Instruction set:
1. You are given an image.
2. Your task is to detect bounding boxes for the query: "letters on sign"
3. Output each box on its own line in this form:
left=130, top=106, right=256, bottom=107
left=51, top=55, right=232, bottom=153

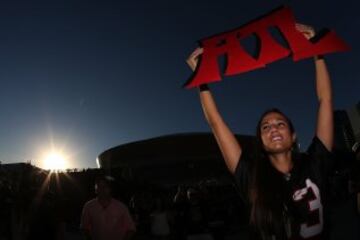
left=185, top=6, right=350, bottom=88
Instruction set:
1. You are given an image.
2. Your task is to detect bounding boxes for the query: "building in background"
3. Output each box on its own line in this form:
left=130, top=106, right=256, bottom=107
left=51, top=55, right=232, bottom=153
left=347, top=102, right=360, bottom=143
left=334, top=110, right=356, bottom=152
left=97, top=132, right=257, bottom=185
left=334, top=101, right=360, bottom=152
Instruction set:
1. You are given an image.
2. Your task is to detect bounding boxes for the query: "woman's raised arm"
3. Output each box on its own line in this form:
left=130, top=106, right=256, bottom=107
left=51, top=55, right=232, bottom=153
left=314, top=56, right=333, bottom=151
left=187, top=48, right=242, bottom=173
left=296, top=24, right=333, bottom=151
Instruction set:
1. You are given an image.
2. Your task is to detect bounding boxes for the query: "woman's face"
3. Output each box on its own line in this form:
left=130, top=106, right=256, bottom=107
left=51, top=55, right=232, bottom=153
left=260, top=112, right=296, bottom=154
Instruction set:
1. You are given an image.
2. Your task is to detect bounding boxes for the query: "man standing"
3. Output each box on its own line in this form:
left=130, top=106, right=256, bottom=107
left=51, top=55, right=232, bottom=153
left=81, top=176, right=136, bottom=240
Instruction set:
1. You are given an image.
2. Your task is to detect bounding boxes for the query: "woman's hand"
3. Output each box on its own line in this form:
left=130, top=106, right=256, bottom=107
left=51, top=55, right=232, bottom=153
left=296, top=23, right=315, bottom=40
left=186, top=47, right=203, bottom=71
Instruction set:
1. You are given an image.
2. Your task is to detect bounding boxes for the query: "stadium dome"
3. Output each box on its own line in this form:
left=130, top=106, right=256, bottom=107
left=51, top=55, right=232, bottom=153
left=97, top=132, right=257, bottom=184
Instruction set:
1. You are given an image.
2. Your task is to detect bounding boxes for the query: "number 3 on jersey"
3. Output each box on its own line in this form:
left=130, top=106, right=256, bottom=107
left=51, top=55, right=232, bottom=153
left=293, top=179, right=323, bottom=238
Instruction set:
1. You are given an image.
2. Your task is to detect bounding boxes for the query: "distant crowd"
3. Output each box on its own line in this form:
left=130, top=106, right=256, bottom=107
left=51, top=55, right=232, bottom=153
left=0, top=164, right=248, bottom=240
left=0, top=149, right=359, bottom=240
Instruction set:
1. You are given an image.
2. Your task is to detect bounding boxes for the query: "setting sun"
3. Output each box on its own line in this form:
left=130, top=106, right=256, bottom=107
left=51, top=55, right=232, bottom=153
left=43, top=152, right=68, bottom=171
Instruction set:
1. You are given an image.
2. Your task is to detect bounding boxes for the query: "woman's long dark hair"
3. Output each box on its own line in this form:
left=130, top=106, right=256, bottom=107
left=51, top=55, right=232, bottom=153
left=249, top=108, right=297, bottom=240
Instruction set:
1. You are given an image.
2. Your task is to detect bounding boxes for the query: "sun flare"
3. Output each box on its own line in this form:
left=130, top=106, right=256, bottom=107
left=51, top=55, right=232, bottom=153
left=43, top=152, right=68, bottom=171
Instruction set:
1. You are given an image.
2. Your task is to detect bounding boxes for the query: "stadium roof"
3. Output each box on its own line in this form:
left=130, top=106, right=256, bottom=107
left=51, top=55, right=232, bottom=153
left=97, top=133, right=257, bottom=184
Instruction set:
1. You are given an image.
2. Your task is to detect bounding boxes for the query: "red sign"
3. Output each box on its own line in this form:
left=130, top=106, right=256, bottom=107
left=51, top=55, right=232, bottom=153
left=185, top=6, right=350, bottom=88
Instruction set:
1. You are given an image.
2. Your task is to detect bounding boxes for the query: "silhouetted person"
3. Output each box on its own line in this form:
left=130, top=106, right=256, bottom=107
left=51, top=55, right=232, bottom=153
left=150, top=196, right=171, bottom=240
left=173, top=185, right=188, bottom=240
left=80, top=176, right=136, bottom=240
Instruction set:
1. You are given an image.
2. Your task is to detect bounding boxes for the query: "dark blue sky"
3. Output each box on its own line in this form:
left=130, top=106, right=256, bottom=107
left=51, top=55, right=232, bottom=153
left=0, top=0, right=358, bottom=169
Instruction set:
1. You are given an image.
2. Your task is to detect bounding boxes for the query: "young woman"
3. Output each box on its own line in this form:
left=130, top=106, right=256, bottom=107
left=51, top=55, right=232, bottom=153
left=186, top=24, right=334, bottom=240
